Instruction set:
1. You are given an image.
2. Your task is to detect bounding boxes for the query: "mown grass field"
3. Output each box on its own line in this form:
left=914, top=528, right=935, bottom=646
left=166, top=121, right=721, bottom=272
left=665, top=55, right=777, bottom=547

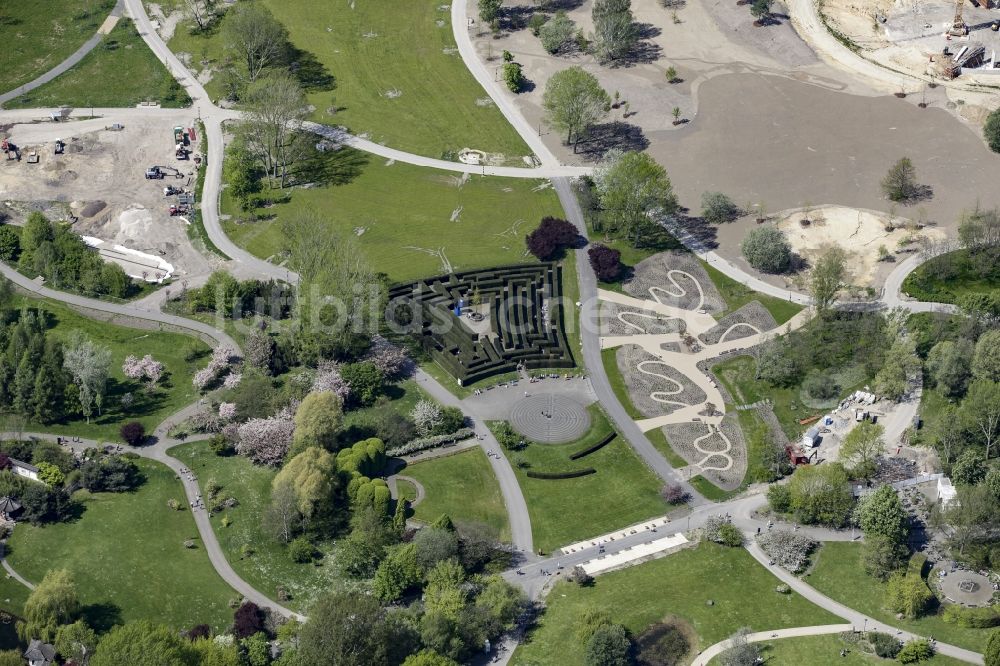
left=8, top=296, right=209, bottom=441
left=5, top=19, right=189, bottom=109
left=807, top=542, right=994, bottom=652
left=711, top=633, right=967, bottom=665
left=404, top=447, right=510, bottom=540
left=222, top=159, right=564, bottom=284
left=499, top=406, right=666, bottom=553
left=513, top=542, right=841, bottom=664
left=702, top=262, right=803, bottom=325
left=0, top=0, right=116, bottom=95
left=7, top=458, right=234, bottom=630
left=901, top=248, right=1000, bottom=305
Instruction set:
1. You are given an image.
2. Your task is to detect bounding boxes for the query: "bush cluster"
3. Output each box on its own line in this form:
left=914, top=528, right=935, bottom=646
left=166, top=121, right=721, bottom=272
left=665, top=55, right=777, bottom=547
left=385, top=428, right=476, bottom=457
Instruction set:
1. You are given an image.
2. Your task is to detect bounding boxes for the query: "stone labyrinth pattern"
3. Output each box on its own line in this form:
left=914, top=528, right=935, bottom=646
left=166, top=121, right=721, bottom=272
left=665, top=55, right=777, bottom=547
left=388, top=263, right=574, bottom=385
left=510, top=394, right=592, bottom=444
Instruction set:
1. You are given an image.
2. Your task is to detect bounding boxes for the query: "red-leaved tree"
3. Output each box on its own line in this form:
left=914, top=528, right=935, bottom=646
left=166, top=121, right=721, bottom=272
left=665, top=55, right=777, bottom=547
left=525, top=217, right=580, bottom=260
left=588, top=244, right=622, bottom=281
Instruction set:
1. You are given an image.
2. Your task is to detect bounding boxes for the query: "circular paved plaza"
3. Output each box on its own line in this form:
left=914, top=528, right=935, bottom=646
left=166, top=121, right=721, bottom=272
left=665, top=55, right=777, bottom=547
left=509, top=394, right=591, bottom=444
left=939, top=571, right=995, bottom=607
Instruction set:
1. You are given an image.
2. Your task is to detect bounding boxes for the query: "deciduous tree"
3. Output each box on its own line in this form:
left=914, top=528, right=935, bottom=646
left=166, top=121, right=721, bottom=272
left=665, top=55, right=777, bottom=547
left=593, top=150, right=677, bottom=247
left=881, top=157, right=918, bottom=202
left=542, top=67, right=610, bottom=149
left=223, top=3, right=288, bottom=82
left=810, top=246, right=846, bottom=312
left=741, top=226, right=791, bottom=274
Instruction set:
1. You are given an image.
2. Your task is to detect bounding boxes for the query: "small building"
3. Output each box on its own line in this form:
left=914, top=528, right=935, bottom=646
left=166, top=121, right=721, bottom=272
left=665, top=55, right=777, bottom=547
left=801, top=426, right=820, bottom=448
left=24, top=640, right=56, bottom=666
left=937, top=477, right=959, bottom=507
left=10, top=459, right=38, bottom=482
left=0, top=496, right=21, bottom=521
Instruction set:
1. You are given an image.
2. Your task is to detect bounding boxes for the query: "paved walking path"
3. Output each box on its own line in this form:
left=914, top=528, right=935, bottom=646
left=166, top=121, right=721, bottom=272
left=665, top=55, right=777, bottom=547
left=0, top=540, right=35, bottom=590
left=387, top=475, right=426, bottom=508
left=0, top=0, right=125, bottom=106
left=691, top=624, right=854, bottom=666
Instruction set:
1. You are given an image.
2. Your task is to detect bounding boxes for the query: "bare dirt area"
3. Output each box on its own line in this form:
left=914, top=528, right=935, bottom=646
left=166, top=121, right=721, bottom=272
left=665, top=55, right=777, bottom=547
left=771, top=205, right=946, bottom=287
left=0, top=114, right=221, bottom=284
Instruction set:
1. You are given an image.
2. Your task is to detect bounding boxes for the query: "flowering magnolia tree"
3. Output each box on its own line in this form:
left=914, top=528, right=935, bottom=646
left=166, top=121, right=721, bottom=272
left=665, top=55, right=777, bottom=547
left=223, top=372, right=243, bottom=389
left=235, top=408, right=295, bottom=466
left=122, top=354, right=164, bottom=390
left=411, top=399, right=443, bottom=437
left=218, top=402, right=237, bottom=421
left=364, top=336, right=411, bottom=380
left=311, top=362, right=351, bottom=402
left=193, top=345, right=241, bottom=391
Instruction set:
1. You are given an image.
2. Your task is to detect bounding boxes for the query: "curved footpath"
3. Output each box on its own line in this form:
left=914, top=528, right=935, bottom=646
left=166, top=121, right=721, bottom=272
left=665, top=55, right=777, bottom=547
left=691, top=624, right=854, bottom=666
left=0, top=0, right=125, bottom=107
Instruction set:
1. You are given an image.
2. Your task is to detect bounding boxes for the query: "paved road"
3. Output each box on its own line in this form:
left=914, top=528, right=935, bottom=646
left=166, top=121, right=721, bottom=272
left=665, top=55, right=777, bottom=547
left=691, top=624, right=855, bottom=666
left=0, top=0, right=125, bottom=107
left=883, top=252, right=959, bottom=314
left=415, top=369, right=536, bottom=555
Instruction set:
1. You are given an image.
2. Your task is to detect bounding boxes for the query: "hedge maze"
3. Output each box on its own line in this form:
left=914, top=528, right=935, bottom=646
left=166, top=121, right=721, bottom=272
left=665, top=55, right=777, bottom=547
left=388, top=263, right=575, bottom=385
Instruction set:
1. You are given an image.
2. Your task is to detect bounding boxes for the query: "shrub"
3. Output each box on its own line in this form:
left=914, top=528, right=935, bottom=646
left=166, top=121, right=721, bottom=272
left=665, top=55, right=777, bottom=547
left=569, top=432, right=616, bottom=459
left=897, top=638, right=933, bottom=663
left=526, top=468, right=596, bottom=479
left=985, top=107, right=1000, bottom=153
left=540, top=11, right=575, bottom=53
left=741, top=226, right=792, bottom=273
left=288, top=536, right=314, bottom=563
left=660, top=483, right=691, bottom=505
left=588, top=244, right=622, bottom=281
left=528, top=12, right=548, bottom=36
left=756, top=530, right=817, bottom=573
left=716, top=523, right=744, bottom=547
left=119, top=421, right=146, bottom=446
left=233, top=601, right=264, bottom=639
left=503, top=61, right=524, bottom=93
left=701, top=191, right=742, bottom=225
left=868, top=632, right=902, bottom=659
left=526, top=217, right=580, bottom=260
left=341, top=361, right=384, bottom=407
left=943, top=604, right=1000, bottom=628
left=885, top=571, right=933, bottom=619
left=385, top=428, right=475, bottom=457
left=767, top=484, right=791, bottom=513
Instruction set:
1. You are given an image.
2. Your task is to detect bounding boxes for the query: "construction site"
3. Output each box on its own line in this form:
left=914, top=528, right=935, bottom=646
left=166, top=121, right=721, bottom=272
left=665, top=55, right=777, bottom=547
left=0, top=111, right=222, bottom=289
left=820, top=0, right=1000, bottom=82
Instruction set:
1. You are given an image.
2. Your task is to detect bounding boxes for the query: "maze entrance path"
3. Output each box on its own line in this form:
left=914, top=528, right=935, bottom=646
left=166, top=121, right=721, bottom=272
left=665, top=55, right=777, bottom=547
left=510, top=394, right=591, bottom=444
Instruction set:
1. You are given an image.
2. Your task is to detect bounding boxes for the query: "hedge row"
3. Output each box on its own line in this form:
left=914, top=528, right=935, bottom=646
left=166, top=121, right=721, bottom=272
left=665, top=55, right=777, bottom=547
left=526, top=468, right=596, bottom=480
left=387, top=428, right=476, bottom=457
left=569, top=432, right=617, bottom=460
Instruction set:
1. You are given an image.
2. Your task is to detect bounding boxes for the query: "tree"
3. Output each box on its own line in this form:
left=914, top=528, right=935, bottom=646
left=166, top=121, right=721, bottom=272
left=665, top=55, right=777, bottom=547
left=239, top=72, right=309, bottom=189
left=959, top=380, right=1000, bottom=460
left=984, top=627, right=1000, bottom=666
left=63, top=333, right=111, bottom=422
left=289, top=535, right=314, bottom=563
left=223, top=3, right=288, bottom=82
left=540, top=12, right=575, bottom=53
left=244, top=329, right=275, bottom=373
left=592, top=0, right=637, bottom=64
left=411, top=400, right=443, bottom=438
left=403, top=650, right=460, bottom=666
left=585, top=623, right=632, bottom=666
left=272, top=446, right=340, bottom=530
left=593, top=150, right=677, bottom=246
left=341, top=362, right=384, bottom=407
left=80, top=456, right=142, bottom=493
left=885, top=572, right=933, bottom=619
left=542, top=67, right=610, bottom=149
left=788, top=463, right=853, bottom=526
left=0, top=227, right=20, bottom=261
left=236, top=411, right=296, bottom=466
left=525, top=216, right=579, bottom=260
left=502, top=62, right=524, bottom=93
left=372, top=543, right=422, bottom=602
left=984, top=107, right=1000, bottom=154
left=0, top=651, right=23, bottom=666
left=939, top=484, right=1000, bottom=556
left=292, top=391, right=343, bottom=450
left=973, top=330, right=1000, bottom=382
left=927, top=339, right=973, bottom=397
left=233, top=601, right=264, bottom=639
left=741, top=226, right=791, bottom=273
left=873, top=337, right=920, bottom=401
left=90, top=621, right=195, bottom=666
left=839, top=421, right=885, bottom=477
left=479, top=0, right=502, bottom=22
left=298, top=591, right=389, bottom=665
left=264, top=477, right=301, bottom=543
left=952, top=449, right=987, bottom=486
left=750, top=0, right=772, bottom=23
left=588, top=244, right=622, bottom=281
left=854, top=484, right=908, bottom=544
left=701, top=192, right=741, bottom=225
left=881, top=157, right=918, bottom=202
left=241, top=632, right=270, bottom=666
left=810, top=246, right=846, bottom=311
left=120, top=421, right=146, bottom=446
left=767, top=484, right=792, bottom=513
left=55, top=620, right=98, bottom=666
left=36, top=461, right=64, bottom=487
left=719, top=628, right=761, bottom=666
left=863, top=534, right=909, bottom=581
left=413, top=527, right=460, bottom=570
left=20, top=569, right=78, bottom=642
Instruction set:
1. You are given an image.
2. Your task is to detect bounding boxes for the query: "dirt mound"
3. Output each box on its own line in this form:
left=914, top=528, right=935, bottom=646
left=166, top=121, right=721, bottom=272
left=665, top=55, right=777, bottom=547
left=79, top=201, right=107, bottom=218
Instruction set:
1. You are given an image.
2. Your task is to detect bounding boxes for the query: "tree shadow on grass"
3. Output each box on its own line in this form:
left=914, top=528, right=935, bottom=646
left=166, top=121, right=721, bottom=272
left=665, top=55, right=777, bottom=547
left=575, top=122, right=649, bottom=161
left=81, top=602, right=122, bottom=634
left=288, top=46, right=336, bottom=93
left=293, top=144, right=369, bottom=188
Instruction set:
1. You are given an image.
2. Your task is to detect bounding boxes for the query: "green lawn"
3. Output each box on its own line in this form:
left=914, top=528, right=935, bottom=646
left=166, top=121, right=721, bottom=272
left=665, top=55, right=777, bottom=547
left=901, top=249, right=1000, bottom=305
left=647, top=427, right=687, bottom=468
left=690, top=475, right=743, bottom=502
left=702, top=262, right=803, bottom=325
left=171, top=441, right=347, bottom=613
left=600, top=347, right=643, bottom=420
left=404, top=447, right=510, bottom=540
left=513, top=542, right=842, bottom=664
left=806, top=542, right=994, bottom=652
left=712, top=355, right=806, bottom=441
left=711, top=633, right=967, bottom=665
left=5, top=18, right=190, bottom=109
left=6, top=458, right=234, bottom=630
left=0, top=573, right=31, bottom=620
left=498, top=407, right=666, bottom=553
left=9, top=296, right=209, bottom=441
left=222, top=159, right=565, bottom=284
left=0, top=0, right=116, bottom=94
